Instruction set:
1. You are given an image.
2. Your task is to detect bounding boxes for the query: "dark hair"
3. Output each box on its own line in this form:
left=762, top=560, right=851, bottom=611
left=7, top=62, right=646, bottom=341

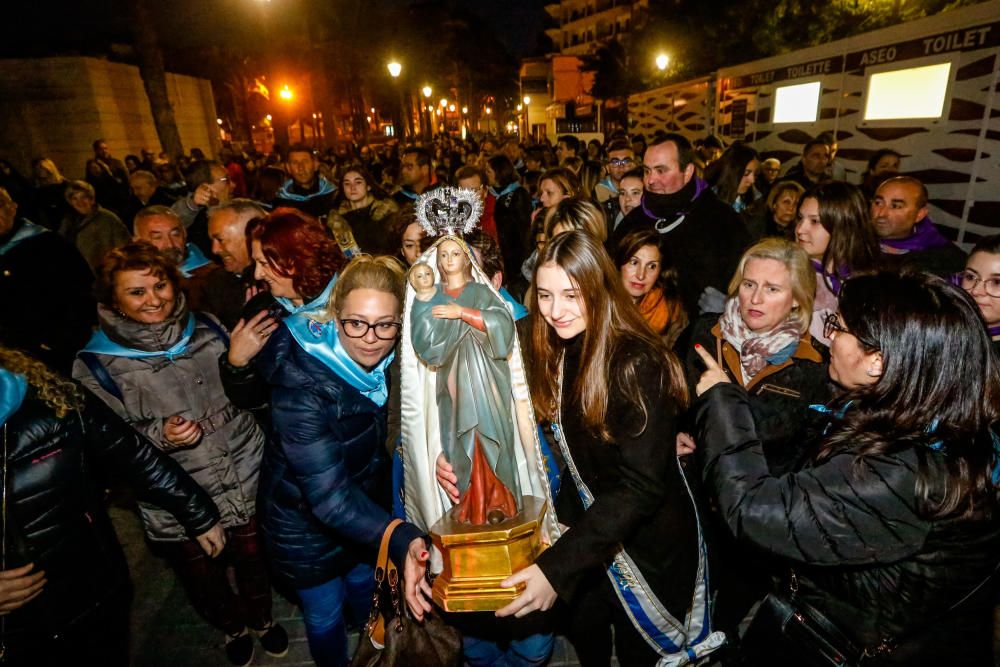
left=557, top=135, right=580, bottom=155
left=97, top=242, right=182, bottom=307
left=454, top=165, right=485, bottom=186
left=620, top=167, right=644, bottom=183
left=819, top=271, right=1000, bottom=520
left=802, top=138, right=827, bottom=156
left=92, top=138, right=106, bottom=151
left=529, top=231, right=688, bottom=441
left=614, top=227, right=681, bottom=311
left=402, top=147, right=431, bottom=168
left=865, top=148, right=902, bottom=174
left=606, top=138, right=633, bottom=155
left=187, top=160, right=222, bottom=189
left=250, top=208, right=344, bottom=299
left=486, top=154, right=518, bottom=189
left=341, top=163, right=388, bottom=200
left=287, top=144, right=316, bottom=159
left=706, top=141, right=760, bottom=206
left=647, top=133, right=695, bottom=172
left=463, top=228, right=504, bottom=280
left=970, top=233, right=1000, bottom=256
left=800, top=182, right=881, bottom=290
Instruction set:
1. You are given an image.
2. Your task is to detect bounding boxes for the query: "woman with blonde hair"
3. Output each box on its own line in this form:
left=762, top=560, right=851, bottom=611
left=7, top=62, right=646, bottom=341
left=544, top=198, right=607, bottom=244
left=682, top=237, right=830, bottom=644
left=219, top=226, right=431, bottom=666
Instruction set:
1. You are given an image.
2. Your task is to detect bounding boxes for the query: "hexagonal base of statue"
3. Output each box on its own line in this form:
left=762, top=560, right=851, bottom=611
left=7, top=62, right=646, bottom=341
left=429, top=496, right=548, bottom=612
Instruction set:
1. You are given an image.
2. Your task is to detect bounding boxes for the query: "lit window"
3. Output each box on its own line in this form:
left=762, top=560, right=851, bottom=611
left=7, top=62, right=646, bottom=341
left=773, top=81, right=821, bottom=123
left=863, top=63, right=951, bottom=120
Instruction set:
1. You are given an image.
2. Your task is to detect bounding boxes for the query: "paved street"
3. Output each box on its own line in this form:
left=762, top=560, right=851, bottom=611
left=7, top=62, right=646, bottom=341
left=113, top=504, right=589, bottom=667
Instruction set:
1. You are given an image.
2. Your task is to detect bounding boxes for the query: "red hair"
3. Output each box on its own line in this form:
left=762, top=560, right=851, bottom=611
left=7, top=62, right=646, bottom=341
left=251, top=208, right=344, bottom=298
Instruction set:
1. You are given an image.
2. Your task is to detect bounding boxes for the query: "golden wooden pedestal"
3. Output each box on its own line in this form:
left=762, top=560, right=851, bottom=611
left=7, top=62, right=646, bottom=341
left=429, top=496, right=548, bottom=612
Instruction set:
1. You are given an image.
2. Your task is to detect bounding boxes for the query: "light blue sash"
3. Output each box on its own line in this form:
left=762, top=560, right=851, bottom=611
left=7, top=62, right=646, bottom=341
left=179, top=243, right=213, bottom=277
left=0, top=220, right=48, bottom=256
left=82, top=315, right=196, bottom=361
left=280, top=276, right=393, bottom=406
left=489, top=182, right=520, bottom=199
left=553, top=360, right=725, bottom=666
left=0, top=369, right=27, bottom=427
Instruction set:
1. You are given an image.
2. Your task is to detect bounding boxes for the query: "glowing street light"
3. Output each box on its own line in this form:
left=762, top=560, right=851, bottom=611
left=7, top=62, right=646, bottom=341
left=485, top=107, right=492, bottom=115
left=655, top=53, right=669, bottom=71
left=523, top=95, right=531, bottom=105
left=517, top=104, right=522, bottom=111
left=448, top=104, right=456, bottom=112
left=422, top=86, right=432, bottom=98
left=387, top=61, right=402, bottom=78
left=440, top=98, right=448, bottom=108
left=461, top=106, right=468, bottom=114
left=279, top=84, right=293, bottom=101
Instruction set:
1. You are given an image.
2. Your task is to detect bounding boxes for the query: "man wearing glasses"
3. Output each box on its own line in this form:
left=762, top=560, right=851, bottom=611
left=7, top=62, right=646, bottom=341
left=171, top=161, right=235, bottom=257
left=594, top=138, right=636, bottom=223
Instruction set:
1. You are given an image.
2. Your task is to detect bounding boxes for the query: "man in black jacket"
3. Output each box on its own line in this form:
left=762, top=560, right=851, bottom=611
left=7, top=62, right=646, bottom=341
left=272, top=144, right=339, bottom=219
left=0, top=188, right=95, bottom=375
left=611, top=133, right=751, bottom=318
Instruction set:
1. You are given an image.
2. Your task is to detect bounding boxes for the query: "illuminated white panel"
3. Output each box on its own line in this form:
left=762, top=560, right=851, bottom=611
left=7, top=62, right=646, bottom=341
left=773, top=81, right=821, bottom=123
left=864, top=63, right=951, bottom=120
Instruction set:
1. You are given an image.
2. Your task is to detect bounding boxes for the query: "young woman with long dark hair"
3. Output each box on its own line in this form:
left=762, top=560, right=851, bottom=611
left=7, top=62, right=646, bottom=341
left=794, top=181, right=881, bottom=346
left=496, top=231, right=724, bottom=666
left=695, top=271, right=1000, bottom=665
left=959, top=233, right=1000, bottom=357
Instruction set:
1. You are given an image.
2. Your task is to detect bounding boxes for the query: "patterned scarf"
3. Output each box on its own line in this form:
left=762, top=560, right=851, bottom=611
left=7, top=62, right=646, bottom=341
left=719, top=297, right=800, bottom=380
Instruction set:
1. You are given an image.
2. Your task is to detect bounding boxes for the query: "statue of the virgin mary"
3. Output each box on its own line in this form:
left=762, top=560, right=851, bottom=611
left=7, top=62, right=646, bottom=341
left=400, top=187, right=558, bottom=546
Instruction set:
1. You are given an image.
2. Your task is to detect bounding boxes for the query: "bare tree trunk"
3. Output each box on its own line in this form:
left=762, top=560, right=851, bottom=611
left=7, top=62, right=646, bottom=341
left=128, top=0, right=185, bottom=157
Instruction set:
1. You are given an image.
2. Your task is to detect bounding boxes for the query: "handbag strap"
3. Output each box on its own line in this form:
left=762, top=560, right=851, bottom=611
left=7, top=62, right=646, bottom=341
left=365, top=518, right=404, bottom=648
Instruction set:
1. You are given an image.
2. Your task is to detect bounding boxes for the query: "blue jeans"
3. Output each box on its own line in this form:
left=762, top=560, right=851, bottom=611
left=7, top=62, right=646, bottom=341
left=463, top=632, right=554, bottom=667
left=297, top=562, right=375, bottom=667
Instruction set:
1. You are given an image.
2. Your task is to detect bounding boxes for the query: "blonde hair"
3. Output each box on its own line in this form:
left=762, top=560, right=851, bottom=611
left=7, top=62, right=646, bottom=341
left=727, top=238, right=816, bottom=334
left=325, top=254, right=406, bottom=320
left=0, top=346, right=82, bottom=418
left=544, top=199, right=608, bottom=243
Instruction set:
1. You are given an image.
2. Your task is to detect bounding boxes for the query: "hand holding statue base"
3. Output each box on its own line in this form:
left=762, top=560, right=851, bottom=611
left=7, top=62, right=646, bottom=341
left=429, top=496, right=548, bottom=612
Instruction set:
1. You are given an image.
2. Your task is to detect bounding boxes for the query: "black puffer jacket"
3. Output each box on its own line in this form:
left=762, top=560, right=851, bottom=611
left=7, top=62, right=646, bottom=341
left=2, top=389, right=219, bottom=639
left=696, top=384, right=1000, bottom=665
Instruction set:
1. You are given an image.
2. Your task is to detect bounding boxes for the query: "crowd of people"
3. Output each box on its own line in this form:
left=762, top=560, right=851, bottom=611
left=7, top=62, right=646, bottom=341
left=0, top=124, right=998, bottom=667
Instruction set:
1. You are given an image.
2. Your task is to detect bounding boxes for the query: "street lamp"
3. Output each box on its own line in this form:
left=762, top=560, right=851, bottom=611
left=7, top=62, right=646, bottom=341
left=655, top=53, right=669, bottom=71
left=279, top=85, right=293, bottom=101
left=421, top=87, right=433, bottom=140
left=387, top=61, right=407, bottom=139
left=522, top=96, right=531, bottom=141
left=387, top=61, right=402, bottom=78
left=440, top=98, right=448, bottom=108
left=523, top=95, right=531, bottom=105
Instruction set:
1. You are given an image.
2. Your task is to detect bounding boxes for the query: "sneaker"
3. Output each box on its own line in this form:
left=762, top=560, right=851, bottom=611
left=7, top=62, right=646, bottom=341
left=225, top=630, right=255, bottom=667
left=252, top=621, right=289, bottom=658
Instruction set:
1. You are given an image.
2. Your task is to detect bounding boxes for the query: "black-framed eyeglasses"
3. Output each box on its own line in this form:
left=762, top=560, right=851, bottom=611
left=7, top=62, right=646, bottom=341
left=339, top=319, right=402, bottom=340
left=607, top=157, right=634, bottom=168
left=822, top=312, right=849, bottom=340
left=958, top=270, right=1000, bottom=298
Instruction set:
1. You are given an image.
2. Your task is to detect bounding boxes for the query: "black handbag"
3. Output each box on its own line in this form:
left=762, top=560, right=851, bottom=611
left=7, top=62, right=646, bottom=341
left=351, top=519, right=462, bottom=667
left=740, top=588, right=864, bottom=666
left=740, top=565, right=1000, bottom=666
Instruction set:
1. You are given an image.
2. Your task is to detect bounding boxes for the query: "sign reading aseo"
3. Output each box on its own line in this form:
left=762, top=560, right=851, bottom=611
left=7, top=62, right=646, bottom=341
left=723, top=20, right=999, bottom=90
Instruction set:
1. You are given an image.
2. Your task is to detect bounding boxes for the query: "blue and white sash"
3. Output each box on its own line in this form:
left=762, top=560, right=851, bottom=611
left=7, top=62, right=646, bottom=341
left=553, top=359, right=725, bottom=666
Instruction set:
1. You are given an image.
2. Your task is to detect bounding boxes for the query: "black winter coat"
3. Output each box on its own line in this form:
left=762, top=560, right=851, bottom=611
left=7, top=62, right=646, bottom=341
left=1, top=390, right=219, bottom=639
left=696, top=383, right=1000, bottom=665
left=493, top=186, right=533, bottom=278
left=534, top=336, right=700, bottom=620
left=220, top=325, right=421, bottom=588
